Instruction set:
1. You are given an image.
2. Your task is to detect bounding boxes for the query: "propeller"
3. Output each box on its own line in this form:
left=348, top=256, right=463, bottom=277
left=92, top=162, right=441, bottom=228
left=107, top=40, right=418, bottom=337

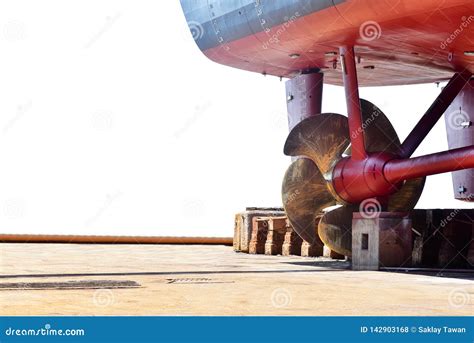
left=282, top=99, right=425, bottom=256
left=284, top=113, right=350, bottom=180
left=282, top=158, right=336, bottom=244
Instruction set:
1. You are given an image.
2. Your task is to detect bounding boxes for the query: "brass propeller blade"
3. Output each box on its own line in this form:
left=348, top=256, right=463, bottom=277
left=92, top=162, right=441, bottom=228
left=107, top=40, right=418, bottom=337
left=284, top=113, right=350, bottom=179
left=318, top=205, right=358, bottom=257
left=388, top=177, right=426, bottom=211
left=320, top=99, right=400, bottom=160
left=318, top=99, right=425, bottom=256
left=282, top=158, right=336, bottom=244
left=360, top=99, right=401, bottom=154
left=359, top=99, right=425, bottom=211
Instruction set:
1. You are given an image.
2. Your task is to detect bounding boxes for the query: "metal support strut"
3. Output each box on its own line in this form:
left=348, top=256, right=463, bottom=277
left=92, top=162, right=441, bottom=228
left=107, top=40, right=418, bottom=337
left=400, top=69, right=472, bottom=158
left=340, top=46, right=367, bottom=161
left=333, top=48, right=474, bottom=204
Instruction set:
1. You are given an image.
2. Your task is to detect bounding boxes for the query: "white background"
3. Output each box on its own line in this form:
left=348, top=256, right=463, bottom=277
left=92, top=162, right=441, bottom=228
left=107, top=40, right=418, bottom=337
left=0, top=1, right=471, bottom=237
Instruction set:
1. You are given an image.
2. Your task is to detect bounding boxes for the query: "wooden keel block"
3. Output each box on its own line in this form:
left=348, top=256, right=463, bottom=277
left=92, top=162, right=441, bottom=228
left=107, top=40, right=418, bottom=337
left=264, top=217, right=287, bottom=255
left=249, top=217, right=269, bottom=254
left=282, top=220, right=302, bottom=256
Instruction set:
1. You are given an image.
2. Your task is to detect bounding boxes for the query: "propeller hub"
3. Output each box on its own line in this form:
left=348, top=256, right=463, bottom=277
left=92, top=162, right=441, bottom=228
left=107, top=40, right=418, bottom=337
left=332, top=152, right=403, bottom=203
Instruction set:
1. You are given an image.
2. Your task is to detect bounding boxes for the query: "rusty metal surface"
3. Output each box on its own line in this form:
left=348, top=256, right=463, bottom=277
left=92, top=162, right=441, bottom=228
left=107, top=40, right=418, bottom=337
left=377, top=215, right=413, bottom=268
left=351, top=212, right=413, bottom=268
left=411, top=209, right=474, bottom=269
left=330, top=70, right=472, bottom=204
left=385, top=145, right=474, bottom=183
left=341, top=100, right=426, bottom=207
left=401, top=70, right=472, bottom=158
left=281, top=158, right=335, bottom=245
left=387, top=178, right=426, bottom=212
left=285, top=73, right=324, bottom=131
left=181, top=0, right=473, bottom=86
left=341, top=46, right=367, bottom=161
left=360, top=99, right=400, bottom=154
left=284, top=113, right=350, bottom=179
left=318, top=205, right=358, bottom=257
left=289, top=99, right=425, bottom=255
left=444, top=79, right=474, bottom=201
left=358, top=99, right=426, bottom=211
left=361, top=100, right=425, bottom=211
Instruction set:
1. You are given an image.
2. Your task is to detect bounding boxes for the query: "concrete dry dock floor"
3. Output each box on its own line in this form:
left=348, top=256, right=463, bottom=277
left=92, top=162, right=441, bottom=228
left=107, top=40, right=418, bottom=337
left=0, top=244, right=473, bottom=316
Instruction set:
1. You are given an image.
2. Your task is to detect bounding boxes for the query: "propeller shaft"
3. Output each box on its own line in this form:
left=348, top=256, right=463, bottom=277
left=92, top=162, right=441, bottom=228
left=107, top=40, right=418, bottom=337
left=385, top=145, right=474, bottom=184
left=332, top=145, right=474, bottom=203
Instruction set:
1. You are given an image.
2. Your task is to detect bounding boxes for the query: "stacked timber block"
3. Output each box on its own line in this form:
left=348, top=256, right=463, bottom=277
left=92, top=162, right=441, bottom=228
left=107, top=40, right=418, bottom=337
left=248, top=216, right=287, bottom=255
left=234, top=208, right=473, bottom=268
left=301, top=238, right=324, bottom=257
left=249, top=217, right=270, bottom=254
left=282, top=224, right=302, bottom=256
left=263, top=217, right=287, bottom=255
left=234, top=207, right=285, bottom=253
left=234, top=209, right=330, bottom=258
